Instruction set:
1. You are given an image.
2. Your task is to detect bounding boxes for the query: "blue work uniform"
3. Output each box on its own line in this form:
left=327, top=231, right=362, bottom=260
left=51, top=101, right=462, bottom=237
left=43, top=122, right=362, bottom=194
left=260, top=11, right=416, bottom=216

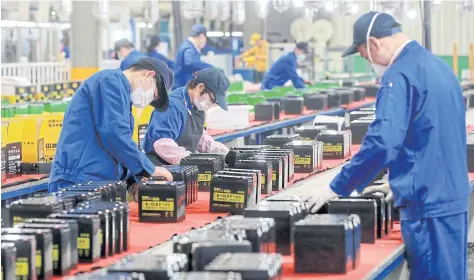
left=330, top=41, right=469, bottom=279
left=48, top=69, right=155, bottom=193
left=149, top=50, right=176, bottom=71
left=174, top=40, right=212, bottom=89
left=261, top=52, right=305, bottom=90
left=120, top=50, right=147, bottom=71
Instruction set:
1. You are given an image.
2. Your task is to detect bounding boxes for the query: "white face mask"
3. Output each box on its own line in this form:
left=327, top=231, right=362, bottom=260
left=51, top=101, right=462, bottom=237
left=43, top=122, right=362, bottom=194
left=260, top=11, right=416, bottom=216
left=297, top=54, right=306, bottom=62
left=193, top=93, right=213, bottom=111
left=131, top=77, right=155, bottom=108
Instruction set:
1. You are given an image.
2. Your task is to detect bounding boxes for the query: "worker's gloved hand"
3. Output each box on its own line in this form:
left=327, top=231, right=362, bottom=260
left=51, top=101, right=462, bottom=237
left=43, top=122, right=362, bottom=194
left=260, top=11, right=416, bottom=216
left=128, top=183, right=139, bottom=202
left=362, top=183, right=393, bottom=203
left=153, top=138, right=192, bottom=165
left=152, top=166, right=173, bottom=181
left=305, top=185, right=339, bottom=214
left=304, top=80, right=314, bottom=85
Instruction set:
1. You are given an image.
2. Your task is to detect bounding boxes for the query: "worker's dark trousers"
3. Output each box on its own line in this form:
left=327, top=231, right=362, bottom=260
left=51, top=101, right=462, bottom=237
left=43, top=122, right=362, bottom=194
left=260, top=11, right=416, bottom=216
left=401, top=212, right=468, bottom=280
left=254, top=71, right=265, bottom=83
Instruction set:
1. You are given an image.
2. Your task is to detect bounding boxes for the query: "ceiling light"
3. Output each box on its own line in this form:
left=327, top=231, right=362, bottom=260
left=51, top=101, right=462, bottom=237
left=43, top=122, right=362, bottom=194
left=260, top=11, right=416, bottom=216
left=324, top=2, right=335, bottom=11
left=407, top=9, right=417, bottom=20
left=293, top=0, right=304, bottom=8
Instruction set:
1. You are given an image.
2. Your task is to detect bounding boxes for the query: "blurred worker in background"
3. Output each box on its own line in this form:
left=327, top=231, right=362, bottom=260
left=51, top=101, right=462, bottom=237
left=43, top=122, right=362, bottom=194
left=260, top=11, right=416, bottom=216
left=174, top=24, right=213, bottom=89
left=48, top=57, right=175, bottom=193
left=235, top=33, right=269, bottom=83
left=305, top=12, right=469, bottom=280
left=147, top=35, right=175, bottom=70
left=115, top=38, right=147, bottom=71
left=260, top=42, right=313, bottom=90
left=143, top=67, right=230, bottom=166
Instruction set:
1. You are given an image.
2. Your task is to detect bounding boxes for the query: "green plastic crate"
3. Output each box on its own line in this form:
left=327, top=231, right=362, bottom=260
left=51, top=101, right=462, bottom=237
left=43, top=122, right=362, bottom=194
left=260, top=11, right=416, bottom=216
left=28, top=103, right=45, bottom=115
left=227, top=93, right=250, bottom=104
left=228, top=82, right=244, bottom=92
left=14, top=104, right=29, bottom=115
left=45, top=101, right=69, bottom=113
left=1, top=105, right=16, bottom=118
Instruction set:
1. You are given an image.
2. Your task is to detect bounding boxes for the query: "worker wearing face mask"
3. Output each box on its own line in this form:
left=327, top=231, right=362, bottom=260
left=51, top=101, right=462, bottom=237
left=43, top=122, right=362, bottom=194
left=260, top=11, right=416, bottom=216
left=48, top=57, right=175, bottom=193
left=304, top=12, right=469, bottom=280
left=142, top=68, right=230, bottom=167
left=174, top=24, right=213, bottom=89
left=260, top=42, right=313, bottom=90
left=115, top=38, right=147, bottom=71
left=147, top=35, right=175, bottom=70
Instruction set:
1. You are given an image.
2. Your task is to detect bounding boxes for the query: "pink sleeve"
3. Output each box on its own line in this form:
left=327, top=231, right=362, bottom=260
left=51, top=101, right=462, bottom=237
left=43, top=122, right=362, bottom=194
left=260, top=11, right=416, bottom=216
left=197, top=130, right=230, bottom=154
left=153, top=138, right=191, bottom=165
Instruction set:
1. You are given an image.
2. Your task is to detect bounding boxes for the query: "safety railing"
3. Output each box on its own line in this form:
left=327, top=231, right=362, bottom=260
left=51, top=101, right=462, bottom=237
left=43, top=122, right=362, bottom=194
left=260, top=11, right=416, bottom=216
left=1, top=62, right=71, bottom=85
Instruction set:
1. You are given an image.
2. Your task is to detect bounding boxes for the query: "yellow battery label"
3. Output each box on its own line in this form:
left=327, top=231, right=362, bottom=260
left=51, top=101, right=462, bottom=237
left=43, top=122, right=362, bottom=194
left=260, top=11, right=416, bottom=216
left=261, top=175, right=266, bottom=185
left=142, top=201, right=174, bottom=211
left=272, top=172, right=277, bottom=181
left=78, top=237, right=91, bottom=250
left=213, top=192, right=245, bottom=203
left=36, top=250, right=42, bottom=270
left=323, top=144, right=342, bottom=152
left=294, top=156, right=311, bottom=165
left=53, top=246, right=59, bottom=262
left=16, top=258, right=29, bottom=276
left=100, top=229, right=103, bottom=246
left=198, top=173, right=212, bottom=182
left=12, top=216, right=24, bottom=226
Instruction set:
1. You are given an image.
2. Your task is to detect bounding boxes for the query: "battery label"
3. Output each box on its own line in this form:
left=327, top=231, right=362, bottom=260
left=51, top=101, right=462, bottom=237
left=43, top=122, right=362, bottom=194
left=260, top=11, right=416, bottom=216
left=142, top=201, right=174, bottom=211
left=53, top=245, right=59, bottom=262
left=16, top=257, right=29, bottom=276
left=261, top=175, right=266, bottom=185
left=78, top=236, right=91, bottom=250
left=198, top=173, right=212, bottom=182
left=13, top=216, right=25, bottom=226
left=323, top=144, right=342, bottom=152
left=272, top=172, right=277, bottom=181
left=294, top=156, right=311, bottom=165
left=36, top=250, right=42, bottom=272
left=213, top=192, right=245, bottom=204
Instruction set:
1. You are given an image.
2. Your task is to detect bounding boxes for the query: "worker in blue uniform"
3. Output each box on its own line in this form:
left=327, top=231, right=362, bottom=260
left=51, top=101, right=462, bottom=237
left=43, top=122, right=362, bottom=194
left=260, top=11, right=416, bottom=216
left=147, top=35, right=175, bottom=70
left=174, top=24, right=213, bottom=89
left=260, top=42, right=312, bottom=90
left=142, top=67, right=230, bottom=166
left=115, top=38, right=147, bottom=71
left=305, top=12, right=469, bottom=280
left=48, top=57, right=175, bottom=193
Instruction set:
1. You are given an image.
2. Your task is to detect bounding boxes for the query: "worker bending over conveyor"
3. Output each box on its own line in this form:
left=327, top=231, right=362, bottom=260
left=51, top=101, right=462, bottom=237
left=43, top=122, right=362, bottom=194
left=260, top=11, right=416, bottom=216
left=260, top=42, right=313, bottom=90
left=48, top=57, right=174, bottom=193
left=143, top=67, right=230, bottom=165
left=147, top=35, right=175, bottom=70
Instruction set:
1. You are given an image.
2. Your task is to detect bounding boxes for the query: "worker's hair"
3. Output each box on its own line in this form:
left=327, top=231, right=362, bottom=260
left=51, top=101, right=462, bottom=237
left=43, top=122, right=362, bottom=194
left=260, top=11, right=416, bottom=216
left=186, top=78, right=213, bottom=95
left=129, top=62, right=166, bottom=95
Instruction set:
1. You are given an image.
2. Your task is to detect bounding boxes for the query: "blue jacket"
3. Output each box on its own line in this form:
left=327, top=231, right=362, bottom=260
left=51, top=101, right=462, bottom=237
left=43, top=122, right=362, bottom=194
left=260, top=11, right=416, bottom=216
left=149, top=50, right=176, bottom=71
left=174, top=40, right=212, bottom=89
left=49, top=69, right=155, bottom=192
left=143, top=87, right=191, bottom=153
left=330, top=41, right=470, bottom=220
left=120, top=50, right=147, bottom=71
left=261, top=52, right=305, bottom=90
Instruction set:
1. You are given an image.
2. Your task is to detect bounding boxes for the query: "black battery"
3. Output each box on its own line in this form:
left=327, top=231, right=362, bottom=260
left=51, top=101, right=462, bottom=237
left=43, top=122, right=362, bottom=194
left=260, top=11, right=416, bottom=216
left=350, top=87, right=366, bottom=101
left=107, top=254, right=188, bottom=279
left=337, top=89, right=354, bottom=105
left=1, top=235, right=36, bottom=280
left=20, top=162, right=52, bottom=174
left=259, top=149, right=294, bottom=182
left=295, top=125, right=327, bottom=140
left=313, top=119, right=344, bottom=131
left=328, top=199, right=377, bottom=244
left=2, top=228, right=53, bottom=280
left=265, top=195, right=309, bottom=216
left=250, top=155, right=282, bottom=192
left=256, top=152, right=288, bottom=189
left=186, top=166, right=199, bottom=204
left=326, top=91, right=341, bottom=108
left=23, top=217, right=79, bottom=268
left=69, top=207, right=115, bottom=257
left=181, top=156, right=221, bottom=191
left=9, top=197, right=63, bottom=226
left=230, top=145, right=272, bottom=151
left=244, top=201, right=303, bottom=255
left=138, top=181, right=186, bottom=223
left=83, top=182, right=117, bottom=202
left=226, top=149, right=262, bottom=168
left=85, top=181, right=128, bottom=203
left=192, top=240, right=252, bottom=271
left=350, top=119, right=372, bottom=144
left=282, top=96, right=304, bottom=115
left=316, top=130, right=352, bottom=159
left=350, top=111, right=374, bottom=122
left=350, top=193, right=387, bottom=238
left=266, top=97, right=283, bottom=112
left=171, top=272, right=243, bottom=280
left=56, top=191, right=101, bottom=206
left=35, top=195, right=74, bottom=212
left=283, top=140, right=322, bottom=173
left=204, top=253, right=283, bottom=280
left=1, top=242, right=16, bottom=280
left=164, top=166, right=192, bottom=206
left=255, top=102, right=275, bottom=121
left=268, top=101, right=281, bottom=120
left=234, top=160, right=272, bottom=195
left=303, top=94, right=328, bottom=110
left=217, top=171, right=259, bottom=204
left=264, top=134, right=301, bottom=149
left=1, top=207, right=11, bottom=227
left=210, top=174, right=256, bottom=214
left=190, top=154, right=226, bottom=171
left=467, top=133, right=474, bottom=172
left=294, top=215, right=354, bottom=273
left=356, top=84, right=378, bottom=97
left=359, top=106, right=376, bottom=112
left=45, top=214, right=100, bottom=264
left=224, top=168, right=262, bottom=203
left=61, top=185, right=111, bottom=202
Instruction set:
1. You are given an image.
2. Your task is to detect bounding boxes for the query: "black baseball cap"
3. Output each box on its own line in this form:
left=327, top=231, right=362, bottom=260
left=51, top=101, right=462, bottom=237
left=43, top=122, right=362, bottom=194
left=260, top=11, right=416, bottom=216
left=296, top=42, right=309, bottom=54
left=190, top=24, right=208, bottom=37
left=342, top=11, right=402, bottom=57
left=131, top=57, right=174, bottom=112
left=114, top=38, right=134, bottom=51
left=195, top=68, right=230, bottom=111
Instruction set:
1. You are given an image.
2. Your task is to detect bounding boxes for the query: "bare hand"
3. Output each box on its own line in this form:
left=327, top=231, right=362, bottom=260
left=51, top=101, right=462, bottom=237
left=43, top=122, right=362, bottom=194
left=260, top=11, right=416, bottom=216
left=151, top=166, right=173, bottom=181
left=362, top=183, right=393, bottom=203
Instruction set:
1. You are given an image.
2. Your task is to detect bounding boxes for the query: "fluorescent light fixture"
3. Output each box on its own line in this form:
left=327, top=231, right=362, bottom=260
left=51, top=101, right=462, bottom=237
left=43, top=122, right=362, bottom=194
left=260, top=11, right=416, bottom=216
left=207, top=31, right=225, bottom=37
left=293, top=0, right=304, bottom=8
left=231, top=31, right=243, bottom=36
left=407, top=9, right=417, bottom=19
left=147, top=23, right=153, bottom=28
left=137, top=22, right=147, bottom=28
left=0, top=20, right=70, bottom=29
left=324, top=2, right=335, bottom=11
left=351, top=4, right=359, bottom=14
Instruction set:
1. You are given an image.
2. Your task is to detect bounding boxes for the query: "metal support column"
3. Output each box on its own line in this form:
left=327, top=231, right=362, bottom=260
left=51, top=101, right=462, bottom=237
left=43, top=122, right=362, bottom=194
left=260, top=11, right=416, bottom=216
left=422, top=0, right=432, bottom=52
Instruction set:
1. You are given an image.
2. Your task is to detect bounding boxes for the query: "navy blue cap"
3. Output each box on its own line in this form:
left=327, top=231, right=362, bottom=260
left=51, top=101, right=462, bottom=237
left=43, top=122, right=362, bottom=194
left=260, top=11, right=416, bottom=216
left=131, top=57, right=174, bottom=112
left=296, top=42, right=309, bottom=53
left=342, top=11, right=402, bottom=57
left=149, top=35, right=160, bottom=47
left=195, top=68, right=230, bottom=111
left=190, top=24, right=207, bottom=37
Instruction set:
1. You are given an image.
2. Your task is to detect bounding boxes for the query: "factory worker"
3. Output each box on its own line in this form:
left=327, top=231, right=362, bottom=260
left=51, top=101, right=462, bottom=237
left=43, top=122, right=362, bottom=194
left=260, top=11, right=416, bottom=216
left=174, top=24, right=213, bottom=89
left=147, top=35, right=175, bottom=70
left=260, top=42, right=313, bottom=90
left=115, top=38, right=147, bottom=71
left=143, top=67, right=230, bottom=165
left=235, top=33, right=269, bottom=83
left=305, top=12, right=469, bottom=280
left=48, top=57, right=175, bottom=193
